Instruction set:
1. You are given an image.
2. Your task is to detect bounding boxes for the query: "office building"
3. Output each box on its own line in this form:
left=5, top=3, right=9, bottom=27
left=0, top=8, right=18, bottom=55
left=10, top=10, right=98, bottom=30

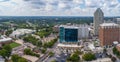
left=59, top=25, right=89, bottom=43
left=94, top=8, right=104, bottom=35
left=99, top=23, right=120, bottom=46
left=115, top=18, right=120, bottom=25
left=60, top=25, right=78, bottom=43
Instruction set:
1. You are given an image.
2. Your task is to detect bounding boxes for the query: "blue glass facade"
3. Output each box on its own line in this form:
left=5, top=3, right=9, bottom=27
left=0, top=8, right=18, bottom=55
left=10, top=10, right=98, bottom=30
left=59, top=27, right=78, bottom=43
left=65, top=29, right=78, bottom=42
left=60, top=27, right=64, bottom=42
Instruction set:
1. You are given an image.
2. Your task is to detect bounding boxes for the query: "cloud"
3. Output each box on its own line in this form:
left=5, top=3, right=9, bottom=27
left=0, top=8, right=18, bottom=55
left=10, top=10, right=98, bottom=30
left=0, top=0, right=10, bottom=2
left=0, top=0, right=119, bottom=16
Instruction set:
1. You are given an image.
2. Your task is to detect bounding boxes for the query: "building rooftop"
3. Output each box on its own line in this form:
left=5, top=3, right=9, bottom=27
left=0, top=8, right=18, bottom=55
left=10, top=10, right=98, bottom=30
left=57, top=43, right=82, bottom=48
left=100, top=23, right=119, bottom=27
left=60, top=25, right=79, bottom=29
left=0, top=35, right=12, bottom=42
left=10, top=29, right=35, bottom=37
left=94, top=8, right=103, bottom=15
left=60, top=24, right=89, bottom=29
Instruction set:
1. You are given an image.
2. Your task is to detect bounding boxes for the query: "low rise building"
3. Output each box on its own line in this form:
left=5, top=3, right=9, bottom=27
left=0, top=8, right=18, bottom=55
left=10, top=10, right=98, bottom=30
left=10, top=29, right=35, bottom=38
left=0, top=35, right=12, bottom=47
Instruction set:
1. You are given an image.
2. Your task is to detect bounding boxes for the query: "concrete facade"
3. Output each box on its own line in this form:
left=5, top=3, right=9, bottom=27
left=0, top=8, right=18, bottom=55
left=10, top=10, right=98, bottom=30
left=94, top=8, right=104, bottom=35
left=78, top=25, right=89, bottom=39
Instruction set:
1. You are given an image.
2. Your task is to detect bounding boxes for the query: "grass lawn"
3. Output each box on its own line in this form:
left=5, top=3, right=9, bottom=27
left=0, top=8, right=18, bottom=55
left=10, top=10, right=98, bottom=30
left=9, top=42, right=21, bottom=48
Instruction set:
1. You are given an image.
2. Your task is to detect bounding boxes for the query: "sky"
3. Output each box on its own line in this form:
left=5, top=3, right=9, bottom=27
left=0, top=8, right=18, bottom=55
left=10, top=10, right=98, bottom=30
left=0, top=0, right=120, bottom=16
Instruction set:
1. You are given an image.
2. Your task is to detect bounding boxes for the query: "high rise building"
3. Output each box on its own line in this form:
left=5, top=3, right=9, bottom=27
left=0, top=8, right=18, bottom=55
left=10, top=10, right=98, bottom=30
left=99, top=23, right=120, bottom=46
left=94, top=8, right=104, bottom=35
left=115, top=18, right=120, bottom=25
left=59, top=25, right=89, bottom=43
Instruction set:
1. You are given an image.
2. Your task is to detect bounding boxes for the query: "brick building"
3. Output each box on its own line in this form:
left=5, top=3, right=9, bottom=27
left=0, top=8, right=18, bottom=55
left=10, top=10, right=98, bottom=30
left=99, top=23, right=120, bottom=46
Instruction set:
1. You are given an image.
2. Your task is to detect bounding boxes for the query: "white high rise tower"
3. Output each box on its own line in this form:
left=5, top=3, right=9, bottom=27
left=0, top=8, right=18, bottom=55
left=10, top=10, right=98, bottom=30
left=94, top=8, right=104, bottom=35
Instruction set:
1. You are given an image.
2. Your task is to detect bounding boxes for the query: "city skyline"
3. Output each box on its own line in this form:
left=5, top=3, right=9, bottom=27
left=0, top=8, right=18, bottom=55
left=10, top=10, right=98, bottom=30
left=0, top=0, right=120, bottom=16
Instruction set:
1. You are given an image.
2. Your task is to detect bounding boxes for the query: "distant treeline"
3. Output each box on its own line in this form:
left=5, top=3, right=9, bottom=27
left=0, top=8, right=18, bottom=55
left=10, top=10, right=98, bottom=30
left=0, top=16, right=115, bottom=27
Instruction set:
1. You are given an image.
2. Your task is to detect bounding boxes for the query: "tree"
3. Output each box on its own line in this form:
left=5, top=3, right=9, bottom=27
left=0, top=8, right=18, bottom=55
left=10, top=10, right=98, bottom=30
left=70, top=53, right=80, bottom=62
left=24, top=48, right=39, bottom=57
left=41, top=48, right=46, bottom=54
left=74, top=50, right=83, bottom=55
left=113, top=47, right=120, bottom=55
left=37, top=41, right=42, bottom=47
left=82, top=53, right=96, bottom=61
left=11, top=54, right=20, bottom=62
left=43, top=38, right=58, bottom=48
left=24, top=48, right=31, bottom=55
left=23, top=35, right=39, bottom=46
left=0, top=45, right=12, bottom=59
left=3, top=45, right=12, bottom=58
left=11, top=54, right=28, bottom=62
left=18, top=58, right=28, bottom=62
left=5, top=29, right=13, bottom=36
left=67, top=53, right=80, bottom=62
left=51, top=60, right=57, bottom=62
left=49, top=52, right=54, bottom=57
left=0, top=49, right=8, bottom=59
left=103, top=48, right=107, bottom=53
left=111, top=57, right=116, bottom=62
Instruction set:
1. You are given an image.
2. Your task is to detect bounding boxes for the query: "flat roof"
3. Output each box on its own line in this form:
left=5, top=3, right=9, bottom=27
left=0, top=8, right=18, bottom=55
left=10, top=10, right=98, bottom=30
left=10, top=29, right=35, bottom=36
left=60, top=25, right=79, bottom=29
left=100, top=23, right=119, bottom=27
left=57, top=43, right=81, bottom=48
left=0, top=38, right=12, bottom=42
left=0, top=35, right=12, bottom=42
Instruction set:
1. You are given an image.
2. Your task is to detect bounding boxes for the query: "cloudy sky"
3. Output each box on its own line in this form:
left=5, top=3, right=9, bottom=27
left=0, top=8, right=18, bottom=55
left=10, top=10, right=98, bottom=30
left=0, top=0, right=120, bottom=16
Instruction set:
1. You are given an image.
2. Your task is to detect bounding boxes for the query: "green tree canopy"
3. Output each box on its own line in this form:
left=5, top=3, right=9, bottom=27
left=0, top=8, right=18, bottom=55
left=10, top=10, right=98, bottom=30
left=0, top=49, right=8, bottom=59
left=18, top=58, right=28, bottom=62
left=113, top=47, right=120, bottom=55
left=11, top=54, right=20, bottom=62
left=0, top=45, right=12, bottom=59
left=11, top=54, right=27, bottom=62
left=24, top=48, right=39, bottom=57
left=82, top=53, right=96, bottom=61
left=67, top=53, right=80, bottom=62
left=23, top=35, right=40, bottom=46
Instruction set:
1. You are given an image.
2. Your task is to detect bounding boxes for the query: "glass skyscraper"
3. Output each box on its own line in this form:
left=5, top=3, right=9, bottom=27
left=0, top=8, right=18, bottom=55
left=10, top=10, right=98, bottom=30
left=59, top=26, right=78, bottom=43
